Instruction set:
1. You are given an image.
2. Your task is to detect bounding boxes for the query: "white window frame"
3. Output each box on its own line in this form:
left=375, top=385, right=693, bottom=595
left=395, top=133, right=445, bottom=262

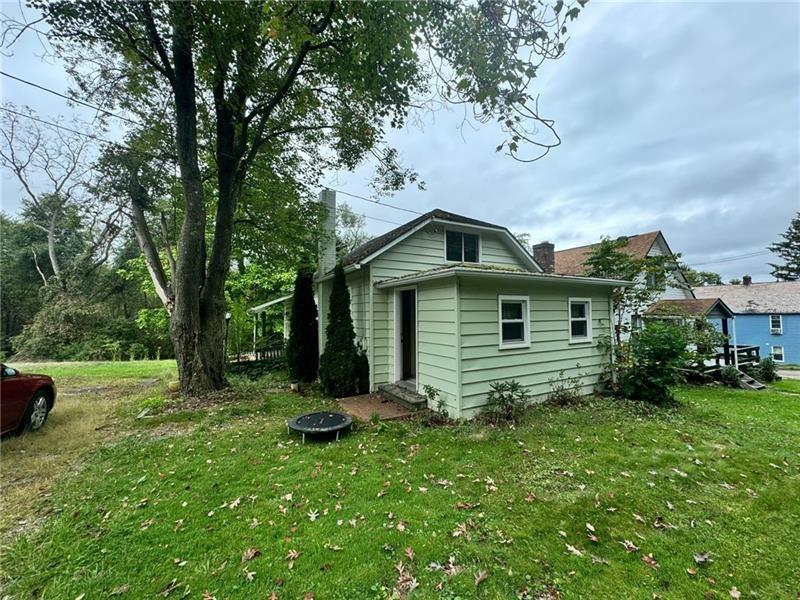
left=771, top=345, right=785, bottom=363
left=568, top=298, right=593, bottom=344
left=769, top=314, right=783, bottom=335
left=444, top=229, right=481, bottom=263
left=498, top=295, right=530, bottom=350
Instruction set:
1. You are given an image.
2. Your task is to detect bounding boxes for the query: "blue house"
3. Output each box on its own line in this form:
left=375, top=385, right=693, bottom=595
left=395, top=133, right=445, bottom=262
left=695, top=278, right=800, bottom=366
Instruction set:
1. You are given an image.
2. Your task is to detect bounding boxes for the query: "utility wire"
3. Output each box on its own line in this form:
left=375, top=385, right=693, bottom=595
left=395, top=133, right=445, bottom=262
left=330, top=188, right=423, bottom=216
left=1, top=70, right=141, bottom=125
left=0, top=105, right=120, bottom=145
left=690, top=250, right=771, bottom=267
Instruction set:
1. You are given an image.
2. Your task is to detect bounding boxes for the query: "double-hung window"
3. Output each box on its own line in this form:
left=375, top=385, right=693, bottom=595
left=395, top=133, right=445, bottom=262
left=772, top=345, right=785, bottom=362
left=769, top=314, right=783, bottom=335
left=446, top=230, right=479, bottom=263
left=498, top=295, right=530, bottom=349
left=568, top=298, right=592, bottom=343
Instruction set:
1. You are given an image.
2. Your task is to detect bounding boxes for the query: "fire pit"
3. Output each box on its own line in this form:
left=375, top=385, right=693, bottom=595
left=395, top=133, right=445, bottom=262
left=287, top=411, right=353, bottom=443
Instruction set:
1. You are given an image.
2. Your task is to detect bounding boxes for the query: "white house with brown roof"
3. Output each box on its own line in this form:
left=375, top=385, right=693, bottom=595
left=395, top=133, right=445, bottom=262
left=547, top=231, right=694, bottom=333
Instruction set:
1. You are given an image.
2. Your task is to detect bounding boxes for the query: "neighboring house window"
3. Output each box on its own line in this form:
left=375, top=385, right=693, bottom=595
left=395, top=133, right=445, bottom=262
left=646, top=271, right=666, bottom=291
left=446, top=230, right=479, bottom=263
left=769, top=314, right=783, bottom=335
left=631, top=315, right=644, bottom=331
left=498, top=295, right=530, bottom=349
left=569, top=298, right=592, bottom=343
left=771, top=345, right=785, bottom=362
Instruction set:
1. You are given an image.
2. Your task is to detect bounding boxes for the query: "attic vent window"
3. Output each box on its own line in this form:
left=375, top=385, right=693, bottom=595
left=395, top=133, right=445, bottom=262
left=769, top=314, right=782, bottom=335
left=446, top=230, right=479, bottom=263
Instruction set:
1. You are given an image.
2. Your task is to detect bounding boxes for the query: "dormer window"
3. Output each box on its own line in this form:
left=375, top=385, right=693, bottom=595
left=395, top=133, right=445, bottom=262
left=446, top=230, right=479, bottom=263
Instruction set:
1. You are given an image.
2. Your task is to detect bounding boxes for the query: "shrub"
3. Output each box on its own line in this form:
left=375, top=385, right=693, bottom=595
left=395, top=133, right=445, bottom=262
left=547, top=368, right=585, bottom=406
left=286, top=267, right=319, bottom=383
left=753, top=357, right=778, bottom=383
left=482, top=379, right=530, bottom=424
left=614, top=322, right=688, bottom=405
left=419, top=384, right=452, bottom=426
left=319, top=263, right=362, bottom=397
left=719, top=365, right=741, bottom=387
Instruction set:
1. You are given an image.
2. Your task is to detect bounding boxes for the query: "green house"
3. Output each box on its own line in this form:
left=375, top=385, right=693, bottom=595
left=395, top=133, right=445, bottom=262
left=315, top=190, right=629, bottom=418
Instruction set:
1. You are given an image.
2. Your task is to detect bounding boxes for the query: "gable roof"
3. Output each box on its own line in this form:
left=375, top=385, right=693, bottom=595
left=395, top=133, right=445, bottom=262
left=338, top=208, right=540, bottom=272
left=645, top=297, right=734, bottom=319
left=554, top=231, right=662, bottom=276
left=694, top=281, right=800, bottom=314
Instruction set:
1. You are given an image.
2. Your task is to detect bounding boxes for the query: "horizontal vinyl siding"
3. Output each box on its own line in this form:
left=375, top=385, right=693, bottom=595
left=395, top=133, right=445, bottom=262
left=417, top=279, right=459, bottom=412
left=372, top=287, right=393, bottom=385
left=458, top=279, right=612, bottom=417
left=370, top=223, right=532, bottom=283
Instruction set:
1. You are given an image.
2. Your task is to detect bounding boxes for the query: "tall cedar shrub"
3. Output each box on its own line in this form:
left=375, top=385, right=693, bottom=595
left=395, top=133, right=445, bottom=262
left=319, top=263, right=363, bottom=397
left=286, top=268, right=319, bottom=383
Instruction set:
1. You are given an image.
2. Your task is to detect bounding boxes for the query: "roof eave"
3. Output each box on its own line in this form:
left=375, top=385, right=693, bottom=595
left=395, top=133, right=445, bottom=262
left=375, top=267, right=633, bottom=289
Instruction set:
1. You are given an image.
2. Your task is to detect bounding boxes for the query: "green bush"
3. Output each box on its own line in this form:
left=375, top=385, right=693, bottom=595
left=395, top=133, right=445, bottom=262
left=319, top=263, right=364, bottom=397
left=615, top=322, right=688, bottom=405
left=482, top=379, right=531, bottom=424
left=719, top=365, right=741, bottom=387
left=286, top=267, right=318, bottom=383
left=547, top=368, right=585, bottom=406
left=751, top=357, right=778, bottom=383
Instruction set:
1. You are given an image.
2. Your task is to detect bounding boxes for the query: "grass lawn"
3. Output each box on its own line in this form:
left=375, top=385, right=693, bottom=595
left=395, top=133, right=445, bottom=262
left=1, top=365, right=799, bottom=599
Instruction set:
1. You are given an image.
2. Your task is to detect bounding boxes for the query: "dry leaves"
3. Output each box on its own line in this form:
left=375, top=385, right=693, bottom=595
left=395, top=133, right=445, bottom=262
left=241, top=548, right=261, bottom=563
left=475, top=570, right=489, bottom=586
left=641, top=553, right=659, bottom=570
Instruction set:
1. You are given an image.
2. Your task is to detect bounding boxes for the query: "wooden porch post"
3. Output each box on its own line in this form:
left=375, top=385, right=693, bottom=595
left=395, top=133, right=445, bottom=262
left=252, top=315, right=257, bottom=357
left=732, top=317, right=739, bottom=370
left=721, top=318, right=731, bottom=366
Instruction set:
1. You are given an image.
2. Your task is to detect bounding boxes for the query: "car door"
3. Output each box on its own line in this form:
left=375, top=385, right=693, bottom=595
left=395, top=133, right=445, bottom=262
left=1, top=365, right=29, bottom=434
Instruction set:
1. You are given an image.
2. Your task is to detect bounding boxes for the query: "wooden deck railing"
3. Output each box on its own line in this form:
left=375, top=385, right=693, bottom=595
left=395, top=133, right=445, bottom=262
left=714, top=344, right=760, bottom=367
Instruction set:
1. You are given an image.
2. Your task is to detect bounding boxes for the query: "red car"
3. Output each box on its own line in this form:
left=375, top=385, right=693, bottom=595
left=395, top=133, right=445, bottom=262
left=1, top=364, right=56, bottom=435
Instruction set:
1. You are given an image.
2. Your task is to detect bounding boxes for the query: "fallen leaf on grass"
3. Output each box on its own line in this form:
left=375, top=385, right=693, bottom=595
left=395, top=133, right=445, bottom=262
left=693, top=552, right=711, bottom=565
left=566, top=544, right=584, bottom=557
left=159, top=579, right=180, bottom=597
left=686, top=567, right=697, bottom=575
left=619, top=540, right=639, bottom=553
left=110, top=585, right=130, bottom=596
left=405, top=547, right=415, bottom=560
left=729, top=587, right=741, bottom=599
left=591, top=555, right=609, bottom=565
left=475, top=570, right=489, bottom=586
left=241, top=548, right=261, bottom=562
left=641, top=553, right=659, bottom=569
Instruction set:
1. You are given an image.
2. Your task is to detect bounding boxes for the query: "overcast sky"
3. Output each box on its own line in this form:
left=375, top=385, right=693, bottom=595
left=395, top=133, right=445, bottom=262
left=2, top=1, right=798, bottom=281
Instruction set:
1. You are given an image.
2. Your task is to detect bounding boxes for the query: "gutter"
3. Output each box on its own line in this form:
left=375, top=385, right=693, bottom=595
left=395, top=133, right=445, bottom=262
left=375, top=267, right=634, bottom=290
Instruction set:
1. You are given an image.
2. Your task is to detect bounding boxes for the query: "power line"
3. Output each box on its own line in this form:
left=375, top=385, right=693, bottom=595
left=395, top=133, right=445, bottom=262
left=689, top=250, right=771, bottom=267
left=361, top=213, right=402, bottom=226
left=0, top=105, right=119, bottom=145
left=330, top=188, right=423, bottom=216
left=1, top=70, right=141, bottom=125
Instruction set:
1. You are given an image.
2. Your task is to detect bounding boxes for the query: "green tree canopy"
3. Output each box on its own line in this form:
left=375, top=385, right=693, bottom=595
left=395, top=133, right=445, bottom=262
left=768, top=212, right=800, bottom=281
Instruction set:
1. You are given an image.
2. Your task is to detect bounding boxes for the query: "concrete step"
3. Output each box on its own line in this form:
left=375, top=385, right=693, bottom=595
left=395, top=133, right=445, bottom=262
left=379, top=383, right=428, bottom=411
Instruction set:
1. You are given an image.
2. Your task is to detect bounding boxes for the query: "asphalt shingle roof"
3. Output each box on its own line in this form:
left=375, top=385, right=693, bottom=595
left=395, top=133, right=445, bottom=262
left=694, top=281, right=800, bottom=314
left=553, top=231, right=662, bottom=276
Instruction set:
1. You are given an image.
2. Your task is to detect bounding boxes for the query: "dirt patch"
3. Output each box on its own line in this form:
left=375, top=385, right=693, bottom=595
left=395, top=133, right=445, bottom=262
left=339, top=393, right=411, bottom=421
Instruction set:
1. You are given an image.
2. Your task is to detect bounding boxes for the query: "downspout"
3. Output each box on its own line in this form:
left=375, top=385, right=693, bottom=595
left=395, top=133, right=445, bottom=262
left=609, top=290, right=617, bottom=384
left=733, top=316, right=739, bottom=370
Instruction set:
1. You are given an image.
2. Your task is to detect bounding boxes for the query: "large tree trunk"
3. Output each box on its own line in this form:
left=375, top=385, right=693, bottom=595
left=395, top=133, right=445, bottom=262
left=169, top=3, right=224, bottom=396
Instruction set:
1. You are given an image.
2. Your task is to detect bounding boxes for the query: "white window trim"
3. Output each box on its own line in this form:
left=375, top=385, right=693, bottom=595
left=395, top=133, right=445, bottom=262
left=444, top=229, right=481, bottom=264
left=771, top=345, right=785, bottom=363
left=568, top=297, right=593, bottom=344
left=769, top=314, right=783, bottom=335
left=498, top=295, right=530, bottom=350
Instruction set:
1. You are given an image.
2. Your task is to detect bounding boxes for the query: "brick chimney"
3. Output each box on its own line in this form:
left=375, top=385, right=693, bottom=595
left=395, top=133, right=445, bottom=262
left=742, top=275, right=752, bottom=286
left=317, top=188, right=337, bottom=276
left=532, top=241, right=555, bottom=273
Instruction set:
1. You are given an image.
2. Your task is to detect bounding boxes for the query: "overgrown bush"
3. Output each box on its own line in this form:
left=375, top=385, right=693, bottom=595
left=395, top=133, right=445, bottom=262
left=319, top=263, right=364, bottom=397
left=613, top=322, right=688, bottom=405
left=547, top=368, right=585, bottom=406
left=482, top=379, right=531, bottom=424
